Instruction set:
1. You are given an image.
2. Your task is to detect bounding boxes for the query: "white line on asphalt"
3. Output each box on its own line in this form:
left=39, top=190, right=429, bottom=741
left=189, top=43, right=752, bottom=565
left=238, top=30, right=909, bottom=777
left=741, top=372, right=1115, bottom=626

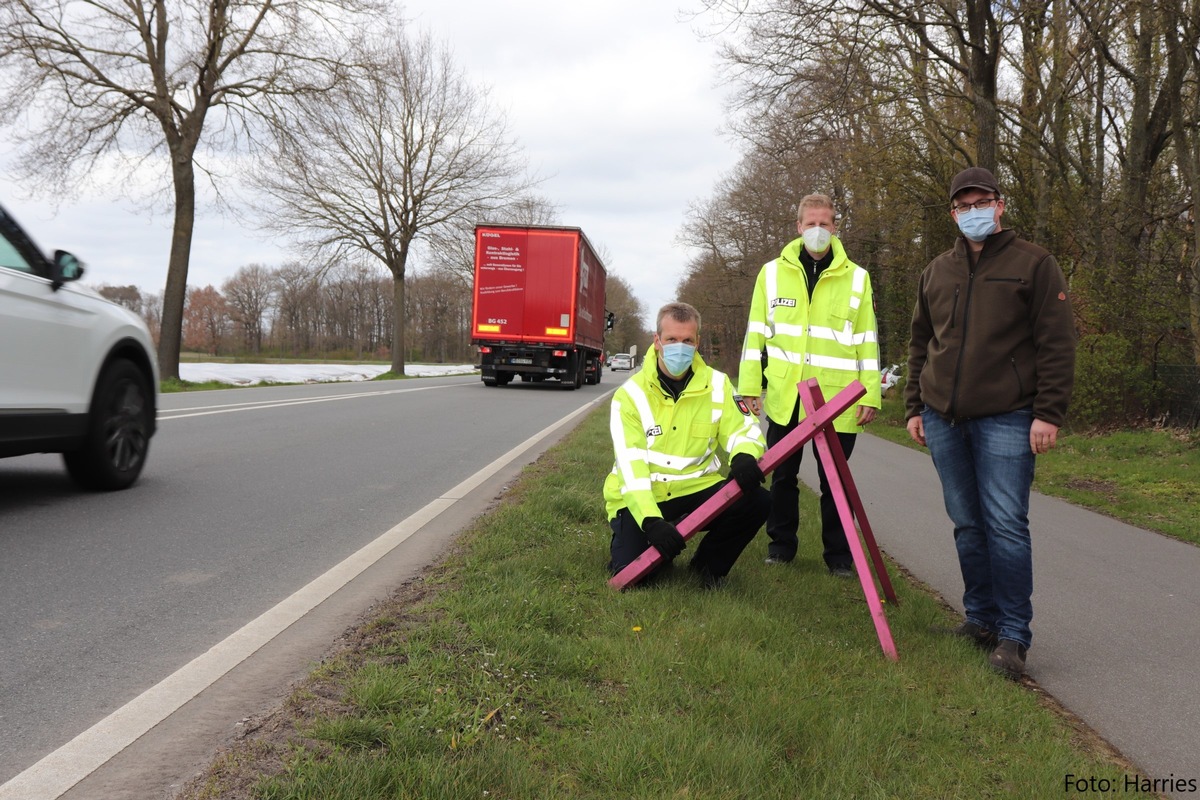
left=0, top=391, right=612, bottom=800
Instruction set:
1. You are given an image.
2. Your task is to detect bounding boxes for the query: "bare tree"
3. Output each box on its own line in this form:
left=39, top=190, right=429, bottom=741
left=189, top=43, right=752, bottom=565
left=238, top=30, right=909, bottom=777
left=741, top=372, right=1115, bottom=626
left=182, top=285, right=231, bottom=355
left=0, top=0, right=379, bottom=379
left=96, top=285, right=144, bottom=313
left=222, top=264, right=275, bottom=353
left=253, top=27, right=534, bottom=375
left=271, top=261, right=322, bottom=356
left=603, top=273, right=648, bottom=357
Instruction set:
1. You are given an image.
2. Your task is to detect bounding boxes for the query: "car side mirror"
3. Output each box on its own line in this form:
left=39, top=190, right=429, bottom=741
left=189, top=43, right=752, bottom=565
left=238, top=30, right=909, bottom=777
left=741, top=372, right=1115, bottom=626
left=50, top=250, right=85, bottom=290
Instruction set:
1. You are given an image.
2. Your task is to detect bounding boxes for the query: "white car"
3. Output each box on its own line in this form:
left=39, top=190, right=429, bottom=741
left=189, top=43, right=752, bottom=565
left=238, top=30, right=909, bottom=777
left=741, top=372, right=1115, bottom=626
left=0, top=203, right=159, bottom=490
left=609, top=353, right=634, bottom=371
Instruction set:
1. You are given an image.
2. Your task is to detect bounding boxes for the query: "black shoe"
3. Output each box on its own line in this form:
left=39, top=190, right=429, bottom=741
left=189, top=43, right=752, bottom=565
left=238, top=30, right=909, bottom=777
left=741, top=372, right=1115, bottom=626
left=764, top=554, right=792, bottom=565
left=828, top=565, right=855, bottom=579
left=989, top=639, right=1028, bottom=679
left=688, top=559, right=727, bottom=590
left=933, top=620, right=999, bottom=650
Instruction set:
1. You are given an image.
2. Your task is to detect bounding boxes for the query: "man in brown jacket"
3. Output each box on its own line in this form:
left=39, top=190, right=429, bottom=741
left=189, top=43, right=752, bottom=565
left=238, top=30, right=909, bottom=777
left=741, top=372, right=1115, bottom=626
left=905, top=167, right=1076, bottom=679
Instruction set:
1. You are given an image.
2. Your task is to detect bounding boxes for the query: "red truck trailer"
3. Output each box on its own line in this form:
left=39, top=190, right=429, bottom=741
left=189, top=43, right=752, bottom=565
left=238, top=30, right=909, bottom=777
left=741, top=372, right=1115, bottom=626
left=472, top=224, right=610, bottom=389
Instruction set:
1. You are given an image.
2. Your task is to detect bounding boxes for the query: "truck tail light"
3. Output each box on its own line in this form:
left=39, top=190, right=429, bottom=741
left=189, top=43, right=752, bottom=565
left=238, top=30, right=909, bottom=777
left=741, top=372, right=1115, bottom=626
left=479, top=346, right=492, bottom=354
left=552, top=350, right=568, bottom=357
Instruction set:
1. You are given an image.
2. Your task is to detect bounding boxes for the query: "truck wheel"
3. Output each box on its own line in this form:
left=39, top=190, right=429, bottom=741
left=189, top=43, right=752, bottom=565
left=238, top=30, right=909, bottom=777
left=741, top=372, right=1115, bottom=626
left=483, top=376, right=498, bottom=386
left=63, top=359, right=153, bottom=490
left=497, top=373, right=513, bottom=386
left=560, top=356, right=581, bottom=390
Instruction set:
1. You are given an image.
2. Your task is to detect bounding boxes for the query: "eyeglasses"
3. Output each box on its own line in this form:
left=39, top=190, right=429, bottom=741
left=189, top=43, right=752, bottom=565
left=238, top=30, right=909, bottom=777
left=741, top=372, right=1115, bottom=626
left=952, top=197, right=1000, bottom=212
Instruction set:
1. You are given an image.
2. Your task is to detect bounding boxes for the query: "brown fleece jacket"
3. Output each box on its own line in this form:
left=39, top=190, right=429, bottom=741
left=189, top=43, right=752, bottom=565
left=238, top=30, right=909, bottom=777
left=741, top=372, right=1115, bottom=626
left=905, top=229, right=1077, bottom=427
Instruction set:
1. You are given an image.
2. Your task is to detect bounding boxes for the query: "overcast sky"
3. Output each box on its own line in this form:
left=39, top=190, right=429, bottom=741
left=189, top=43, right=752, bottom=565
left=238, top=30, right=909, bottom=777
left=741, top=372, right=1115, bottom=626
left=0, top=1, right=742, bottom=323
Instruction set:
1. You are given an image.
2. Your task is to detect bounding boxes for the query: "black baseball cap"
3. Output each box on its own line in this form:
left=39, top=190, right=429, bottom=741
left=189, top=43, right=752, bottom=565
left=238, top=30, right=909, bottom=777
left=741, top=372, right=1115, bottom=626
left=950, top=167, right=1001, bottom=200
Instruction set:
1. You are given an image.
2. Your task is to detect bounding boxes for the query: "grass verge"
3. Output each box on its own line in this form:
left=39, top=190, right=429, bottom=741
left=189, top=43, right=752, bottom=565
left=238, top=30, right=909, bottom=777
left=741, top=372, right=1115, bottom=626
left=179, top=406, right=1154, bottom=800
left=873, top=386, right=1199, bottom=545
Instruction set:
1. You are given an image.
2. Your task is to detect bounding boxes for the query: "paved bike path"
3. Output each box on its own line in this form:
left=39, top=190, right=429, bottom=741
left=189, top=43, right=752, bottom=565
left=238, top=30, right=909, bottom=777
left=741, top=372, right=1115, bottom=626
left=798, top=433, right=1199, bottom=798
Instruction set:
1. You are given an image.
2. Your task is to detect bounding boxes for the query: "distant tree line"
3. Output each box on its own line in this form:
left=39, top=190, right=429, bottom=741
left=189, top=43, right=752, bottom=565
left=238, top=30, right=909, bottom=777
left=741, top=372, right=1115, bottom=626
left=682, top=0, right=1200, bottom=428
left=97, top=261, right=646, bottom=367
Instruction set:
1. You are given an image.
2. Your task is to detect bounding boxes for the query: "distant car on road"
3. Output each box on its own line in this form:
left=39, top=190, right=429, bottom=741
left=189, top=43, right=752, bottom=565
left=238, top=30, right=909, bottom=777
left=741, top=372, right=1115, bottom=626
left=609, top=353, right=634, bottom=371
left=0, top=203, right=159, bottom=489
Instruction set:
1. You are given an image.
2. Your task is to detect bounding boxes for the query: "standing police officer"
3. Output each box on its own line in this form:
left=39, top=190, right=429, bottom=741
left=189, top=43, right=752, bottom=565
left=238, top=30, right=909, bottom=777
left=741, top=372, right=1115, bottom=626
left=738, top=194, right=881, bottom=575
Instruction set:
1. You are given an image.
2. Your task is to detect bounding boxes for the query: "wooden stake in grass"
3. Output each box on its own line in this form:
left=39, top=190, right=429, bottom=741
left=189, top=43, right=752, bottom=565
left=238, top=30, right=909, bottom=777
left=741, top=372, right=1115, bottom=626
left=799, top=379, right=899, bottom=661
left=609, top=379, right=900, bottom=661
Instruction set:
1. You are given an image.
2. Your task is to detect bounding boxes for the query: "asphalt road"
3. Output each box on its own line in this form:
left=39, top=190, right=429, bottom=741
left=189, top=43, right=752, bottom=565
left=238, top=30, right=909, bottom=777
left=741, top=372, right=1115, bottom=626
left=0, top=373, right=614, bottom=798
left=797, top=433, right=1200, bottom=799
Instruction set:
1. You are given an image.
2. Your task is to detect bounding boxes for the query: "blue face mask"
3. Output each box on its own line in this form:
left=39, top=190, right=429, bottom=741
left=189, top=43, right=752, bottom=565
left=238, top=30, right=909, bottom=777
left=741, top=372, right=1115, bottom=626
left=955, top=207, right=997, bottom=242
left=660, top=342, right=696, bottom=376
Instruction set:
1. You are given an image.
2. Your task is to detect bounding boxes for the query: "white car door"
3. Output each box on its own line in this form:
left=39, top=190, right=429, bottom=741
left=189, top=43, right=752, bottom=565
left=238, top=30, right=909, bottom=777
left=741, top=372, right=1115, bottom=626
left=0, top=236, right=95, bottom=414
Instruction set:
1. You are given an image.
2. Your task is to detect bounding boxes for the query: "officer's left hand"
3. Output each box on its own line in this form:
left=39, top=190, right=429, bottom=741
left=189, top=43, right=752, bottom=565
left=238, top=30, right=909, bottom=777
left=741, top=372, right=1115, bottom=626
left=729, top=453, right=765, bottom=493
left=856, top=406, right=877, bottom=426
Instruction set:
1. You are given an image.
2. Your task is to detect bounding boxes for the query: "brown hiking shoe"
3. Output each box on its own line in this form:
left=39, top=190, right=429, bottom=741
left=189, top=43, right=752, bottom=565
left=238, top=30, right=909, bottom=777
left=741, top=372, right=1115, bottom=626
left=933, top=620, right=999, bottom=650
left=989, top=639, right=1028, bottom=679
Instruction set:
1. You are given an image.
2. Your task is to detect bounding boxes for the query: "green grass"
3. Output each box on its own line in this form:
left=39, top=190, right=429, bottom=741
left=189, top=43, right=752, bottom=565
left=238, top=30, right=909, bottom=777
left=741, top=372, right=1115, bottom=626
left=181, top=406, right=1154, bottom=800
left=872, top=385, right=1200, bottom=545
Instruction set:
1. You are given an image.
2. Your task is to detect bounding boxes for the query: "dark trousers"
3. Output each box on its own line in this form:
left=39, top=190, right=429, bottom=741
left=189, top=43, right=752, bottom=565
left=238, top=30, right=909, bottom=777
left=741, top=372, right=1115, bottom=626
left=609, top=480, right=771, bottom=578
left=765, top=406, right=858, bottom=569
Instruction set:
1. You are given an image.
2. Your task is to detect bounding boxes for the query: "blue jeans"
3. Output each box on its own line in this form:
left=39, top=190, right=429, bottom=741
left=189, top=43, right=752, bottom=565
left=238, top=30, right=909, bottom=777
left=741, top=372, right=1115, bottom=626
left=921, top=407, right=1036, bottom=648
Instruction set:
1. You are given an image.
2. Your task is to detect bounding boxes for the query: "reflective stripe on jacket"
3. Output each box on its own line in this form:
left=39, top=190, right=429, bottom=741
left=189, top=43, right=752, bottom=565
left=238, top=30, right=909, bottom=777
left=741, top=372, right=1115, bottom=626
left=604, top=353, right=766, bottom=525
left=737, top=236, right=881, bottom=432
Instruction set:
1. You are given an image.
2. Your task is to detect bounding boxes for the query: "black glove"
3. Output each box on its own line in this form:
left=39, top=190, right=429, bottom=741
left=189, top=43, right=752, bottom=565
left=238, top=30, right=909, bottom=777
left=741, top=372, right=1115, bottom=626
left=729, top=453, right=765, bottom=493
left=642, top=517, right=686, bottom=559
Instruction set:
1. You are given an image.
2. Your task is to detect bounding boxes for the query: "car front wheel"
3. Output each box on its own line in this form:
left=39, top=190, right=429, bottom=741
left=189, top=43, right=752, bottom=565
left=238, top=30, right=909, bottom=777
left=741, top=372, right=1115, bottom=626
left=63, top=359, right=153, bottom=490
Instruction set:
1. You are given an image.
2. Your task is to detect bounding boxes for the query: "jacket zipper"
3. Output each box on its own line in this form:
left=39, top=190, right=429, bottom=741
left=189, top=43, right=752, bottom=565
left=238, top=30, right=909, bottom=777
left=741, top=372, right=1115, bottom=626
left=1010, top=357, right=1024, bottom=396
left=985, top=277, right=1028, bottom=285
left=949, top=269, right=976, bottom=420
left=951, top=286, right=960, bottom=328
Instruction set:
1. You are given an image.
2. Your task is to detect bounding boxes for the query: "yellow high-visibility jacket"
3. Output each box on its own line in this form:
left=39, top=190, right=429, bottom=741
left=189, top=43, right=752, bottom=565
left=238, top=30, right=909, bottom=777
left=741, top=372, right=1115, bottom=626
left=738, top=236, right=881, bottom=432
left=604, top=353, right=766, bottom=526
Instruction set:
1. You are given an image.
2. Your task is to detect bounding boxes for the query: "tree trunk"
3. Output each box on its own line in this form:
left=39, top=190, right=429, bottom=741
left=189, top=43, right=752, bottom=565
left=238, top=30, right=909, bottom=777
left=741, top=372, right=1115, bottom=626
left=390, top=275, right=406, bottom=375
left=965, top=0, right=1000, bottom=169
left=157, top=157, right=199, bottom=381
left=1191, top=254, right=1200, bottom=365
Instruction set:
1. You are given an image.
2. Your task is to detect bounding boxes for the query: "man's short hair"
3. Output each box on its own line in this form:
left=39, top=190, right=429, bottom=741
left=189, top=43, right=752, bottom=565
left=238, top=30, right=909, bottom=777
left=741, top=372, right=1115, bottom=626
left=796, top=193, right=835, bottom=222
left=656, top=302, right=701, bottom=334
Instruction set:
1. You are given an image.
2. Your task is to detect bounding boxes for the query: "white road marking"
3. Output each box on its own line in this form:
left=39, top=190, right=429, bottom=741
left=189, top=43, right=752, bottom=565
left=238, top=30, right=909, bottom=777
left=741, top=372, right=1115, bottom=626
left=0, top=391, right=610, bottom=800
